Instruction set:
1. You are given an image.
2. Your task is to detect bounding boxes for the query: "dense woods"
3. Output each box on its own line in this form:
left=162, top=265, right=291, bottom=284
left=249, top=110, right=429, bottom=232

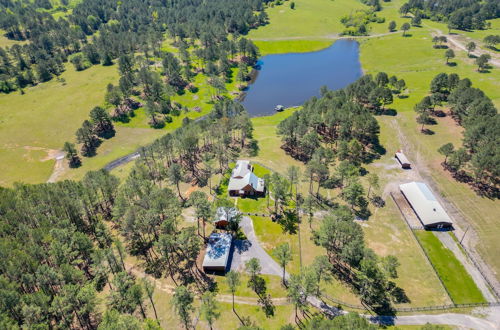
left=414, top=73, right=499, bottom=198
left=0, top=170, right=144, bottom=328
left=400, top=0, right=500, bottom=31
left=0, top=0, right=271, bottom=93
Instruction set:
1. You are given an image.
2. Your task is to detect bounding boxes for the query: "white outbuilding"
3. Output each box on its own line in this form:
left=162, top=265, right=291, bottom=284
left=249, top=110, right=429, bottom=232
left=395, top=150, right=411, bottom=169
left=399, top=182, right=453, bottom=229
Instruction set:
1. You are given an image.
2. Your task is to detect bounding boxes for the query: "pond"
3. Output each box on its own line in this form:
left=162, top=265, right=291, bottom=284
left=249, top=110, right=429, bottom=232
left=240, top=39, right=362, bottom=116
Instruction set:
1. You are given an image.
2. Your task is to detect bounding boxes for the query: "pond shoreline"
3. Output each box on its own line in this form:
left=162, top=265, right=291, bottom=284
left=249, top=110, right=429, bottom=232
left=240, top=39, right=363, bottom=116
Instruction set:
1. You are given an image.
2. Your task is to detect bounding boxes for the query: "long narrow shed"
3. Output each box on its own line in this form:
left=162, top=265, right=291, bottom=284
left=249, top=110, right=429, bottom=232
left=395, top=150, right=411, bottom=169
left=399, top=182, right=453, bottom=229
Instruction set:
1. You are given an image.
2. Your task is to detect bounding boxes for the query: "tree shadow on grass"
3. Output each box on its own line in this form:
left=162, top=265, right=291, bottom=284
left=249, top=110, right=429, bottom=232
left=381, top=108, right=397, bottom=116
left=421, top=128, right=435, bottom=135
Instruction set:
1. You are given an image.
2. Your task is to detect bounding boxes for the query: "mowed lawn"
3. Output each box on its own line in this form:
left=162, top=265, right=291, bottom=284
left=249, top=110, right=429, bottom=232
left=250, top=109, right=305, bottom=175
left=415, top=231, right=485, bottom=304
left=254, top=39, right=333, bottom=56
left=247, top=0, right=366, bottom=55
left=0, top=64, right=118, bottom=186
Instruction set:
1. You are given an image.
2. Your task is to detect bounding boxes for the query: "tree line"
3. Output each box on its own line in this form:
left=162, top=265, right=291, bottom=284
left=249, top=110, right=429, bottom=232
left=399, top=0, right=499, bottom=31
left=413, top=72, right=499, bottom=198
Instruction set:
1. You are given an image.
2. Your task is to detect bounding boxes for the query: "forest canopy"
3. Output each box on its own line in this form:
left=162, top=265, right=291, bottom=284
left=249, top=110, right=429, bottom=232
left=400, top=0, right=499, bottom=30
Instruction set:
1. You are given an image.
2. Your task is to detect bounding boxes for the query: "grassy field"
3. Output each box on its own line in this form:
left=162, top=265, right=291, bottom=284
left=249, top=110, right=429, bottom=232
left=0, top=30, right=28, bottom=48
left=254, top=39, right=334, bottom=56
left=0, top=64, right=119, bottom=186
left=0, top=44, right=249, bottom=185
left=248, top=0, right=366, bottom=40
left=415, top=231, right=485, bottom=304
left=363, top=197, right=451, bottom=306
left=249, top=108, right=305, bottom=174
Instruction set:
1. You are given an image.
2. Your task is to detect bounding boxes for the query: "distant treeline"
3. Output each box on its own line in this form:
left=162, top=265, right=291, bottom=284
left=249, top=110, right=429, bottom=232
left=0, top=0, right=273, bottom=92
left=400, top=0, right=500, bottom=31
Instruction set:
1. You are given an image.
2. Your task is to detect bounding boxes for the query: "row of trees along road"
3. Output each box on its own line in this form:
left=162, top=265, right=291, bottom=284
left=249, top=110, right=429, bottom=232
left=412, top=73, right=499, bottom=199
left=0, top=0, right=272, bottom=93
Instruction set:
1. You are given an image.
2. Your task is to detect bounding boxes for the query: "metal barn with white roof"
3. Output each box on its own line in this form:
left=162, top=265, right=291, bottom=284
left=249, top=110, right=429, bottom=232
left=399, top=182, right=453, bottom=229
left=202, top=233, right=232, bottom=272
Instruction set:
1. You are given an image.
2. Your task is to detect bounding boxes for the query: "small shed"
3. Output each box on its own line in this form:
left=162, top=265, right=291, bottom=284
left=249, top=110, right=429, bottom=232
left=399, top=182, right=453, bottom=229
left=395, top=150, right=411, bottom=169
left=214, top=207, right=240, bottom=228
left=202, top=233, right=232, bottom=272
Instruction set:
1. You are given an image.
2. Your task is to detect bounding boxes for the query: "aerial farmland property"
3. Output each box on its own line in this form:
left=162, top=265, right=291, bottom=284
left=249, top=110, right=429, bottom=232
left=0, top=0, right=499, bottom=329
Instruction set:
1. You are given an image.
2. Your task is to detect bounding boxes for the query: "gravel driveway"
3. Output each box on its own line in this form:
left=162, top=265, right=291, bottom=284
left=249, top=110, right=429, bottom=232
left=228, top=216, right=285, bottom=278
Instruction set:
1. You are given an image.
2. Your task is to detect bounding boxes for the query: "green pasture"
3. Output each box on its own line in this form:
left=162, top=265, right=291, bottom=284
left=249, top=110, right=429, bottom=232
left=415, top=231, right=485, bottom=304
left=0, top=29, right=28, bottom=48
left=0, top=64, right=118, bottom=186
left=363, top=196, right=451, bottom=306
left=248, top=0, right=366, bottom=40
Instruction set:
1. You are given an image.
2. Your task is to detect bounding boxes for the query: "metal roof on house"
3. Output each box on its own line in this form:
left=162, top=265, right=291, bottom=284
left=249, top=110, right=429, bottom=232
left=228, top=172, right=265, bottom=192
left=202, top=233, right=232, bottom=269
left=215, top=207, right=239, bottom=223
left=399, top=182, right=453, bottom=227
left=232, top=160, right=251, bottom=178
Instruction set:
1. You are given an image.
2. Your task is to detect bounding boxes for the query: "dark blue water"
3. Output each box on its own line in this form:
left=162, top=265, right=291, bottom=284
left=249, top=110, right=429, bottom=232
left=240, top=39, right=362, bottom=116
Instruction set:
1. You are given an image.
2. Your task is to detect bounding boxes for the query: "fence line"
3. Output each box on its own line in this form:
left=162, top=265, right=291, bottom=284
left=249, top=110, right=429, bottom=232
left=452, top=232, right=500, bottom=301
left=319, top=292, right=500, bottom=313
